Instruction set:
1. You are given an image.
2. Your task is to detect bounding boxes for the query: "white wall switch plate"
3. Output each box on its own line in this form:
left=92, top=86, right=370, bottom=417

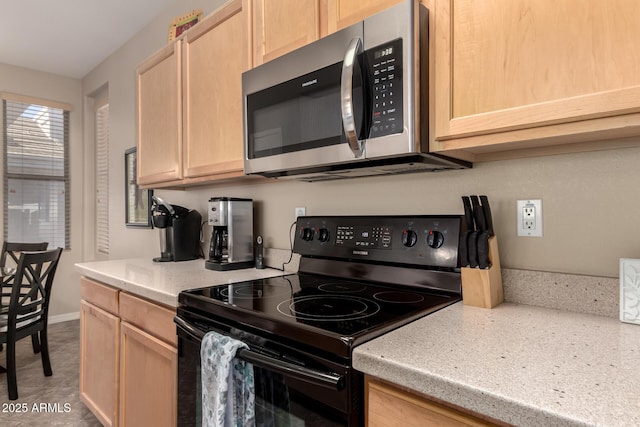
left=620, top=258, right=640, bottom=325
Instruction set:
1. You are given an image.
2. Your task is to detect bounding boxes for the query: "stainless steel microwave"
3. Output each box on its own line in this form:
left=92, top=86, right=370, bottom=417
left=242, top=0, right=470, bottom=181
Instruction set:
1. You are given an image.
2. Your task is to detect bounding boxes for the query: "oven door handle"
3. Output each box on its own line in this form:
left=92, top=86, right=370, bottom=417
left=174, top=315, right=346, bottom=391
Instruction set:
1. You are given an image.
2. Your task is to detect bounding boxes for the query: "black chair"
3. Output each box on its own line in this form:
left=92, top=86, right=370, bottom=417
left=0, top=242, right=49, bottom=353
left=0, top=242, right=49, bottom=269
left=0, top=248, right=63, bottom=400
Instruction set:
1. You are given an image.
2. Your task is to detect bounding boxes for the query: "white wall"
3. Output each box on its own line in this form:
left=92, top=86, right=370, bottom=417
left=82, top=0, right=222, bottom=262
left=162, top=143, right=640, bottom=278
left=0, top=63, right=84, bottom=318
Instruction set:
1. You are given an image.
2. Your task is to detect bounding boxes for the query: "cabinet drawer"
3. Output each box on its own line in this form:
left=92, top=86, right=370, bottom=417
left=80, top=277, right=119, bottom=315
left=119, top=292, right=177, bottom=346
left=367, top=378, right=498, bottom=427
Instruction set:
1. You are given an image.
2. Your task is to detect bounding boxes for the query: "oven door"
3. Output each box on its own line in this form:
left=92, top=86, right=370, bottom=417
left=175, top=310, right=362, bottom=427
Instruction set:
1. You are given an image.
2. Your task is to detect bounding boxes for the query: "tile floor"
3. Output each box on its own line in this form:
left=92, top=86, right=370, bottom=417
left=0, top=320, right=101, bottom=426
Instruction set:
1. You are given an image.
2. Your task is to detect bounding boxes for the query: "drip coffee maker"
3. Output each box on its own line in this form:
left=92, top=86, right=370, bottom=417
left=205, top=197, right=254, bottom=271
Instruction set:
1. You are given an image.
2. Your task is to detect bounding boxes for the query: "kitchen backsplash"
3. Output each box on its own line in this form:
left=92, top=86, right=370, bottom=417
left=260, top=249, right=619, bottom=318
left=502, top=268, right=618, bottom=318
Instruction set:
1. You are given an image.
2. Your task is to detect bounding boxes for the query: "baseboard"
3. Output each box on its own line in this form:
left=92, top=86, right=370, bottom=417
left=49, top=312, right=80, bottom=324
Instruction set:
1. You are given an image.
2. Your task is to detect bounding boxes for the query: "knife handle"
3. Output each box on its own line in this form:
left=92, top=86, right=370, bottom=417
left=470, top=195, right=486, bottom=232
left=479, top=195, right=494, bottom=236
left=462, top=196, right=474, bottom=230
left=467, top=231, right=479, bottom=268
left=477, top=231, right=490, bottom=269
left=459, top=231, right=470, bottom=267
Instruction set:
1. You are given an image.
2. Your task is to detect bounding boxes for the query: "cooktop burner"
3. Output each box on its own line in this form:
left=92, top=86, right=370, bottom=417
left=277, top=295, right=381, bottom=321
left=373, top=291, right=425, bottom=303
left=218, top=282, right=291, bottom=299
left=318, top=282, right=367, bottom=293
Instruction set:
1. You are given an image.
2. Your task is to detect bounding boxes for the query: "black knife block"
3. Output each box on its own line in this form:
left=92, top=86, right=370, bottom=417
left=461, top=236, right=504, bottom=308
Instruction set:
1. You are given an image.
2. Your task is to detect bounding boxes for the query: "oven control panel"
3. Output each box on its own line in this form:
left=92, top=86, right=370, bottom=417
left=294, top=215, right=463, bottom=268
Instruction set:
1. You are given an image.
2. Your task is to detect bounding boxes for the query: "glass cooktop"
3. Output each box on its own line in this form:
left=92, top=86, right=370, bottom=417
left=179, top=273, right=460, bottom=357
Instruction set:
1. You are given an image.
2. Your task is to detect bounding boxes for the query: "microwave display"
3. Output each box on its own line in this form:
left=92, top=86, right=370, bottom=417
left=366, top=38, right=403, bottom=139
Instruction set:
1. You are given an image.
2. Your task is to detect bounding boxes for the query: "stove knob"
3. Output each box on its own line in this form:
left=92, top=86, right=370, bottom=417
left=402, top=229, right=417, bottom=247
left=299, top=227, right=314, bottom=241
left=318, top=228, right=330, bottom=242
left=427, top=230, right=444, bottom=248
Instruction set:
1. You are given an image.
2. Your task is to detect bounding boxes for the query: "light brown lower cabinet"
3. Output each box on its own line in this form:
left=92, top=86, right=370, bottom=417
left=366, top=377, right=501, bottom=427
left=80, top=300, right=119, bottom=427
left=119, top=322, right=177, bottom=427
left=79, top=277, right=177, bottom=427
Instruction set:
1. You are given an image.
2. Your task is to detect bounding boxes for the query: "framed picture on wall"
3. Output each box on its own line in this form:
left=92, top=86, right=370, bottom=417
left=125, top=147, right=153, bottom=228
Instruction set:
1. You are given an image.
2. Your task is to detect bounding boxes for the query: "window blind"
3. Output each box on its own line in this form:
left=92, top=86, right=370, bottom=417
left=95, top=103, right=109, bottom=255
left=2, top=99, right=70, bottom=249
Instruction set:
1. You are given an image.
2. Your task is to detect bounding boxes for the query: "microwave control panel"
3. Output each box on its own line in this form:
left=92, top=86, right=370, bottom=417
left=366, top=38, right=403, bottom=138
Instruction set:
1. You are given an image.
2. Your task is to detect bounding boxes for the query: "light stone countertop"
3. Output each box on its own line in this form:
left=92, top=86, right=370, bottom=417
left=353, top=302, right=640, bottom=427
left=75, top=257, right=287, bottom=307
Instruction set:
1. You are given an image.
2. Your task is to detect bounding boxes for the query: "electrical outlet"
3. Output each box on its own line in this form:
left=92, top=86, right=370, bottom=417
left=517, top=199, right=543, bottom=237
left=295, top=207, right=306, bottom=218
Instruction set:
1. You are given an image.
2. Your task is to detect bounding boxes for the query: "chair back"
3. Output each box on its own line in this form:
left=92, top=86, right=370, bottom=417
left=0, top=242, right=49, bottom=269
left=6, top=248, right=63, bottom=330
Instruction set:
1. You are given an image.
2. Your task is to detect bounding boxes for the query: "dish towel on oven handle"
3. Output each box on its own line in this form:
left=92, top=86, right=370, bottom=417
left=201, top=331, right=255, bottom=427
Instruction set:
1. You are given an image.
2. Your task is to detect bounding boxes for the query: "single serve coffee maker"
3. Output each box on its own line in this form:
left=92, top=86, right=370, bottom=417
left=205, top=197, right=254, bottom=271
left=151, top=196, right=202, bottom=262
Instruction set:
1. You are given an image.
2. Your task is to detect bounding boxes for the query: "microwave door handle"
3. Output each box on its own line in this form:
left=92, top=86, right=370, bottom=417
left=341, top=37, right=365, bottom=158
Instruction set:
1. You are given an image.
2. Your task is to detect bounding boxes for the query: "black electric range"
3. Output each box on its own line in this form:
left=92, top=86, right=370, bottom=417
left=176, top=215, right=464, bottom=426
left=178, top=215, right=464, bottom=359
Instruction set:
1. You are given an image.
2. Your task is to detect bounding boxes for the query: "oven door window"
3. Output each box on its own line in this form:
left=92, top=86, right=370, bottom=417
left=178, top=333, right=353, bottom=427
left=254, top=366, right=346, bottom=427
left=246, top=62, right=346, bottom=159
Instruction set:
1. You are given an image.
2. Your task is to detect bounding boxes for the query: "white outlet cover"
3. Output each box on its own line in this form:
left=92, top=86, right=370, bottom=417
left=516, top=199, right=543, bottom=237
left=620, top=258, right=640, bottom=325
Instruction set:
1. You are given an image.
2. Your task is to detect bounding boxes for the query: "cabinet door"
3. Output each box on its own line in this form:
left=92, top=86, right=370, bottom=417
left=119, top=322, right=178, bottom=427
left=253, top=0, right=320, bottom=65
left=136, top=42, right=183, bottom=186
left=183, top=0, right=250, bottom=179
left=80, top=301, right=120, bottom=427
left=433, top=0, right=640, bottom=157
left=325, top=0, right=404, bottom=34
left=367, top=378, right=497, bottom=427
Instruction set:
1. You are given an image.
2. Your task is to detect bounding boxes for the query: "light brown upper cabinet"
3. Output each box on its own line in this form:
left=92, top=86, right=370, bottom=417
left=136, top=42, right=183, bottom=186
left=431, top=0, right=640, bottom=161
left=251, top=0, right=408, bottom=66
left=252, top=0, right=321, bottom=66
left=325, top=0, right=405, bottom=34
left=183, top=0, right=251, bottom=180
left=136, top=0, right=251, bottom=188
